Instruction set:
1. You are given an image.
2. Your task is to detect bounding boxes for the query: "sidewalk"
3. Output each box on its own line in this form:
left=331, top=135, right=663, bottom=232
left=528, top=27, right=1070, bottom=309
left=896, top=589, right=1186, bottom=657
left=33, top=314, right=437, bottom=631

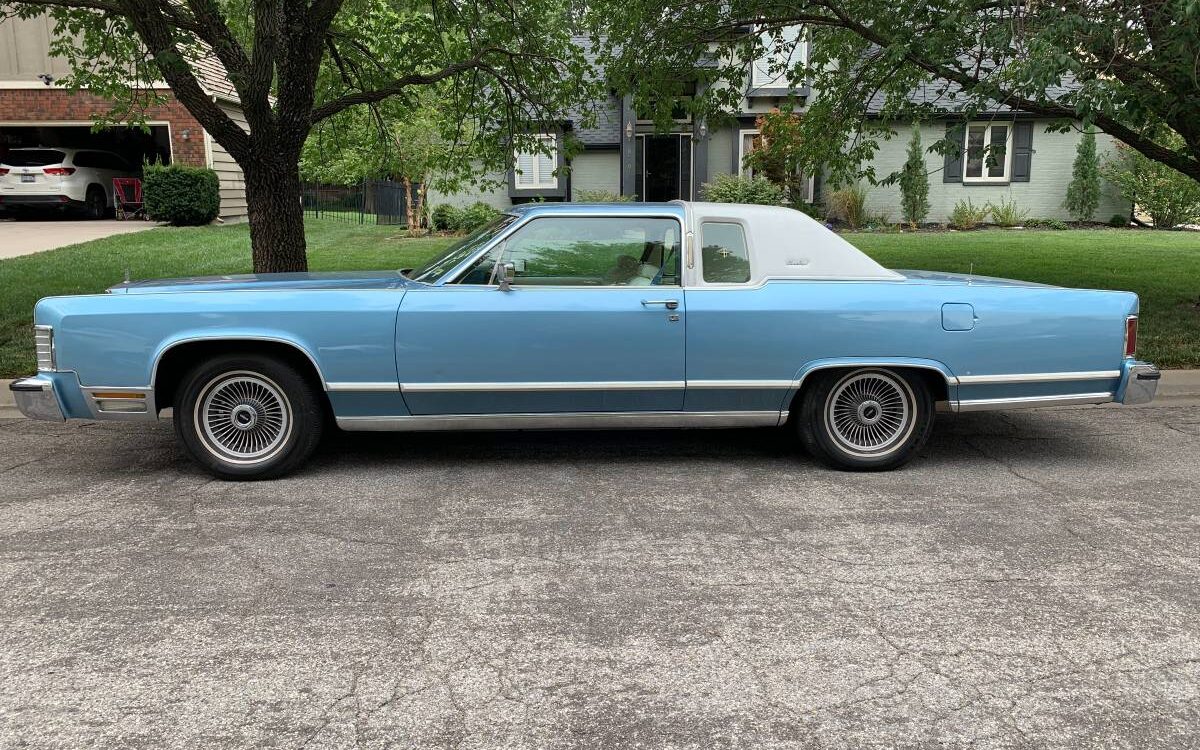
left=5, top=371, right=1200, bottom=419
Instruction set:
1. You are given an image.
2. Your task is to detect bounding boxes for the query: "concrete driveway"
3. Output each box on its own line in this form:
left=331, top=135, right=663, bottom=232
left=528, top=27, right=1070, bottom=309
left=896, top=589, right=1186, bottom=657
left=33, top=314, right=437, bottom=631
left=2, top=404, right=1199, bottom=748
left=0, top=217, right=157, bottom=259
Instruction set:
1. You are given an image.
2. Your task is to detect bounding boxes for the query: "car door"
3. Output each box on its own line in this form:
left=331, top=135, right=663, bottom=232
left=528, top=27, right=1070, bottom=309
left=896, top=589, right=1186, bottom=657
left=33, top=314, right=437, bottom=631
left=396, top=213, right=686, bottom=415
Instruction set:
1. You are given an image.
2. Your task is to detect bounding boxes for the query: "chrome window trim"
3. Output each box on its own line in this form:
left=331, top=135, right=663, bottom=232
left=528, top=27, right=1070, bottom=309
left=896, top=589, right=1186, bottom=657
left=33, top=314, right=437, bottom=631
left=954, top=392, right=1113, bottom=412
left=438, top=211, right=688, bottom=286
left=336, top=410, right=786, bottom=432
left=955, top=370, right=1122, bottom=385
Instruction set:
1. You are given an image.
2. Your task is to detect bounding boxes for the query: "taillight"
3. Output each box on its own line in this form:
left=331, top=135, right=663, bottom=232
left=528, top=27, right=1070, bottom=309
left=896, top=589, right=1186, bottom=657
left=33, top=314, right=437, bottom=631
left=1124, top=316, right=1138, bottom=357
left=0, top=168, right=8, bottom=175
left=43, top=167, right=75, bottom=176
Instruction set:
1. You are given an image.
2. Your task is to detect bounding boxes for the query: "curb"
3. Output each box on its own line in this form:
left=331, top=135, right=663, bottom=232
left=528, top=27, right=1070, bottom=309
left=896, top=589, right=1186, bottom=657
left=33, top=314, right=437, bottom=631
left=4, top=372, right=1200, bottom=420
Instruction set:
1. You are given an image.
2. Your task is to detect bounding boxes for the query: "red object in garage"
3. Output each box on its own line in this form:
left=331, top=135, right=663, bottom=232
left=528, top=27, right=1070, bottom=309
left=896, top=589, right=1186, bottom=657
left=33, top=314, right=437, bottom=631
left=113, top=177, right=145, bottom=220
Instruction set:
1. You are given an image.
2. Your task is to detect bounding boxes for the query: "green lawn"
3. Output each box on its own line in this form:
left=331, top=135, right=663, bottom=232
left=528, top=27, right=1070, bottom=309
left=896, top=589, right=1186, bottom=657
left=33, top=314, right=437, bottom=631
left=0, top=221, right=1197, bottom=377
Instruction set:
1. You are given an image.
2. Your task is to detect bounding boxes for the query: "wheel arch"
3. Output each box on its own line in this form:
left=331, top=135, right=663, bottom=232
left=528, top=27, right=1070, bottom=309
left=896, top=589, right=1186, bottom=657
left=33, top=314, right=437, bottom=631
left=152, top=336, right=329, bottom=413
left=785, top=357, right=956, bottom=416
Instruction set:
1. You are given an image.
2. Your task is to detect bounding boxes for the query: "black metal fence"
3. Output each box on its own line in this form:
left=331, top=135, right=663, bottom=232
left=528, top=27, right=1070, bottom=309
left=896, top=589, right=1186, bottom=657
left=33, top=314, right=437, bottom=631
left=301, top=180, right=415, bottom=226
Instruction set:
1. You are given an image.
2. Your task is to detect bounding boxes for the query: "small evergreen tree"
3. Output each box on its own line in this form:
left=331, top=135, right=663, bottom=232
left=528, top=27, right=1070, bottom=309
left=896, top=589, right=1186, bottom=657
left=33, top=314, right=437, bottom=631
left=1065, top=127, right=1101, bottom=222
left=898, top=125, right=930, bottom=228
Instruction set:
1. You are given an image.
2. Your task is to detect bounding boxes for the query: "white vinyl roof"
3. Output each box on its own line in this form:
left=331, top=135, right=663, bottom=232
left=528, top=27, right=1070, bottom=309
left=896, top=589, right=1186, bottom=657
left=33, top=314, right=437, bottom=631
left=683, top=202, right=903, bottom=283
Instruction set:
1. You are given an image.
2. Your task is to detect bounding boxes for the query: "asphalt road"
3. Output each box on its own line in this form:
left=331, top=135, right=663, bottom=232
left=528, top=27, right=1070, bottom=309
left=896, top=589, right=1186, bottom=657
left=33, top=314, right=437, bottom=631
left=2, top=404, right=1199, bottom=749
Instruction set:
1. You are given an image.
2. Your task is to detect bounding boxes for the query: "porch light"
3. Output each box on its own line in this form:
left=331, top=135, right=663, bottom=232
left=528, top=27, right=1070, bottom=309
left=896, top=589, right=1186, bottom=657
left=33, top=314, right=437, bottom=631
left=625, top=121, right=634, bottom=139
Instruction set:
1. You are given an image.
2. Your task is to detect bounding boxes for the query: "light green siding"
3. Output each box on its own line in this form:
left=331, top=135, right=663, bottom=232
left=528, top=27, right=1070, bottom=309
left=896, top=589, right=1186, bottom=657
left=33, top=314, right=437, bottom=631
left=705, top=126, right=735, bottom=184
left=569, top=150, right=620, bottom=198
left=860, top=121, right=1129, bottom=223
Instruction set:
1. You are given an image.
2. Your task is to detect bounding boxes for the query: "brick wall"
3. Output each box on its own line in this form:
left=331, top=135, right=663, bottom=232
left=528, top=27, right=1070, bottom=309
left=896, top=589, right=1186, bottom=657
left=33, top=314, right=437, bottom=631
left=0, top=89, right=208, bottom=166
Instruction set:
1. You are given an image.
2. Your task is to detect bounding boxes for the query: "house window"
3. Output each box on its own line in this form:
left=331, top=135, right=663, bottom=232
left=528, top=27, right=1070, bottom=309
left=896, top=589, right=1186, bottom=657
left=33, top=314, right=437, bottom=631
left=514, top=134, right=558, bottom=190
left=964, top=122, right=1011, bottom=182
left=739, top=129, right=761, bottom=178
left=751, top=25, right=805, bottom=89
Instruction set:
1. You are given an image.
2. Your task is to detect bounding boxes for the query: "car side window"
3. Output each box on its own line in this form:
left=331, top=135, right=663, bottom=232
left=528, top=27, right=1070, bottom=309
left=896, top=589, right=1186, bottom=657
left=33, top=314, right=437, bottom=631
left=72, top=151, right=98, bottom=169
left=457, top=216, right=681, bottom=286
left=700, top=222, right=752, bottom=284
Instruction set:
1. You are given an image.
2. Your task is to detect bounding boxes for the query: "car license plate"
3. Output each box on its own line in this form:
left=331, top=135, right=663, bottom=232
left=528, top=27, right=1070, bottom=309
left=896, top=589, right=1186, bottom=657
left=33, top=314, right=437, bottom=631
left=21, top=174, right=35, bottom=183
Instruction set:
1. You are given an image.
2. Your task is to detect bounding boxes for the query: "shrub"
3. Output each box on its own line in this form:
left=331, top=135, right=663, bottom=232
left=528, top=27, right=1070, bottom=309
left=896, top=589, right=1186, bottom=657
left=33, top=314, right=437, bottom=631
left=701, top=173, right=784, bottom=205
left=1064, top=127, right=1101, bottom=221
left=898, top=125, right=930, bottom=228
left=1024, top=217, right=1069, bottom=230
left=790, top=200, right=824, bottom=220
left=826, top=184, right=870, bottom=228
left=1102, top=139, right=1200, bottom=229
left=143, top=164, right=220, bottom=226
left=988, top=196, right=1031, bottom=228
left=458, top=201, right=500, bottom=232
left=1109, top=213, right=1128, bottom=227
left=430, top=204, right=461, bottom=231
left=573, top=189, right=632, bottom=203
left=948, top=198, right=989, bottom=230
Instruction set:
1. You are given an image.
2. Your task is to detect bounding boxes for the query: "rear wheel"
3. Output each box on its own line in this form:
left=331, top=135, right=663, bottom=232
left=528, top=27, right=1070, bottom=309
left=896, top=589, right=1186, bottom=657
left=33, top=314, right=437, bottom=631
left=174, top=354, right=324, bottom=480
left=83, top=185, right=106, bottom=219
left=796, top=368, right=933, bottom=471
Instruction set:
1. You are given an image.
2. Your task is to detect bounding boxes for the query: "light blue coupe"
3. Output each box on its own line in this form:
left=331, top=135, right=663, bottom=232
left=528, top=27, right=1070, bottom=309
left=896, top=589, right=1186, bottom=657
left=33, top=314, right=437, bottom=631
left=11, top=201, right=1159, bottom=479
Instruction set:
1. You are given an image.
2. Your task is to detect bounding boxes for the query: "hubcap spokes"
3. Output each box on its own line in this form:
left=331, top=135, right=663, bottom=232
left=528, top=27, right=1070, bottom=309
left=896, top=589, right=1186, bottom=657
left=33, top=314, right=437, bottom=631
left=196, top=373, right=291, bottom=464
left=827, top=372, right=913, bottom=456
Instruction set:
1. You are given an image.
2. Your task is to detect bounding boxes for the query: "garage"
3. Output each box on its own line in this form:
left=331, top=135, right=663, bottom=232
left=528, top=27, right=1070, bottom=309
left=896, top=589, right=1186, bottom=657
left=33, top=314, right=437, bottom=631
left=0, top=123, right=174, bottom=169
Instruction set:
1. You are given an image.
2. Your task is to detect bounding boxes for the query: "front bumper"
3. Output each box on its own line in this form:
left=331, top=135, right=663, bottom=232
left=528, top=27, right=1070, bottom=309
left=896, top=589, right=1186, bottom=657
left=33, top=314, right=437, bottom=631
left=1118, top=362, right=1160, bottom=405
left=9, top=377, right=65, bottom=421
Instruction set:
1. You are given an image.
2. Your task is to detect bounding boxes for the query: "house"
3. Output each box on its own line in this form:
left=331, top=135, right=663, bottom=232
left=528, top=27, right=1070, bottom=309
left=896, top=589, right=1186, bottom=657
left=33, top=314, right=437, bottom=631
left=430, top=35, right=1130, bottom=224
left=0, top=14, right=248, bottom=221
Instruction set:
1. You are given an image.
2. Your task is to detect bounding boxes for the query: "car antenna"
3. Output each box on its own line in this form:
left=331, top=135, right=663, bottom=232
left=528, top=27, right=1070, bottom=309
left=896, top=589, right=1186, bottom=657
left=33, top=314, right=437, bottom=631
left=967, top=262, right=974, bottom=285
left=124, top=267, right=131, bottom=284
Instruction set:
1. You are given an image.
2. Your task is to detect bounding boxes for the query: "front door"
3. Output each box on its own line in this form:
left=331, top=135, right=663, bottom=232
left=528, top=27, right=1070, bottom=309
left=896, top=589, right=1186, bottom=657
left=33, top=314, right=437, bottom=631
left=636, top=134, right=693, bottom=202
left=396, top=214, right=686, bottom=415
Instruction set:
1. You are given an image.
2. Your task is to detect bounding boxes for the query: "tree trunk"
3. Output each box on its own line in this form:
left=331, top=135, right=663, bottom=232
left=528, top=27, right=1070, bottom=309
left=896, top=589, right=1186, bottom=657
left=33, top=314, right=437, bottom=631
left=243, top=156, right=309, bottom=273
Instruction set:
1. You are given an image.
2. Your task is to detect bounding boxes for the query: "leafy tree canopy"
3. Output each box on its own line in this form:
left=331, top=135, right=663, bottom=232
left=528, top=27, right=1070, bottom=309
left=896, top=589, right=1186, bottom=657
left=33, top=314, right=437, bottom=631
left=589, top=0, right=1200, bottom=186
left=2, top=0, right=599, bottom=271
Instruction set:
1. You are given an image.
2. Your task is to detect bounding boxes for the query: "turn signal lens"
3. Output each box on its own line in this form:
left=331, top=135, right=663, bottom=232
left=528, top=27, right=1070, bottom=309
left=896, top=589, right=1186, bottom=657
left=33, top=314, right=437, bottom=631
left=1124, top=316, right=1138, bottom=358
left=43, top=167, right=75, bottom=176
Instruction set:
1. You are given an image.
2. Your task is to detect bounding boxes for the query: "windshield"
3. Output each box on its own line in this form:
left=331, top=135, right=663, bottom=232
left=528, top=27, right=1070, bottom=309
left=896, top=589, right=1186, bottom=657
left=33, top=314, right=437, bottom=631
left=2, top=149, right=66, bottom=167
left=409, top=214, right=518, bottom=283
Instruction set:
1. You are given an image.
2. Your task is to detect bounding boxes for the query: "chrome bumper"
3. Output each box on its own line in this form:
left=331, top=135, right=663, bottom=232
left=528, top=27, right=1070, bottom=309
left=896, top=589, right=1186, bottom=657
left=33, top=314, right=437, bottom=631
left=1120, top=363, right=1160, bottom=405
left=9, top=377, right=65, bottom=421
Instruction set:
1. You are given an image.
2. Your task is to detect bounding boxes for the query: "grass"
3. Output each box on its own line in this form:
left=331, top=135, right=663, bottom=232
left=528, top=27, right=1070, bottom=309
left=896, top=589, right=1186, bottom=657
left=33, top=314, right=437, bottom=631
left=0, top=222, right=1197, bottom=377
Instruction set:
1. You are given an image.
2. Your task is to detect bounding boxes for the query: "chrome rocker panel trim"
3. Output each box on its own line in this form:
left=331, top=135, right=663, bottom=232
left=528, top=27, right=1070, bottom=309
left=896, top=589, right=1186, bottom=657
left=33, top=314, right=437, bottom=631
left=954, top=392, right=1114, bottom=412
left=337, top=410, right=788, bottom=432
left=9, top=377, right=65, bottom=422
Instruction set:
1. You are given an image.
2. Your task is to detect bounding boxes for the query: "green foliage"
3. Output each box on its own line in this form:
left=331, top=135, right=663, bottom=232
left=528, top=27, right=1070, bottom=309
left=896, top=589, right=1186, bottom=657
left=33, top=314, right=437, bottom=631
left=898, top=125, right=930, bottom=228
left=573, top=189, right=633, bottom=202
left=701, top=174, right=784, bottom=205
left=430, top=202, right=500, bottom=233
left=988, top=197, right=1031, bottom=228
left=826, top=184, right=870, bottom=229
left=948, top=198, right=989, bottom=230
left=791, top=201, right=824, bottom=220
left=591, top=0, right=1200, bottom=186
left=742, top=110, right=810, bottom=205
left=1102, top=140, right=1200, bottom=229
left=1064, top=128, right=1102, bottom=222
left=142, top=164, right=220, bottom=226
left=431, top=204, right=459, bottom=232
left=1110, top=214, right=1129, bottom=228
left=1024, top=218, right=1070, bottom=230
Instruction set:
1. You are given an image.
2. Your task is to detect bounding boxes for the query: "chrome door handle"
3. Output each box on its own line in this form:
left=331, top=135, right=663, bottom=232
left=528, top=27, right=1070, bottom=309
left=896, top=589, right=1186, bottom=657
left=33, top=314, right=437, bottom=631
left=641, top=299, right=679, bottom=310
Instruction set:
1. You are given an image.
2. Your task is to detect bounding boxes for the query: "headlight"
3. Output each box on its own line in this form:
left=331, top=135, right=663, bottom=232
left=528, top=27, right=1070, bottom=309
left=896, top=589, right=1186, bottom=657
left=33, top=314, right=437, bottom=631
left=34, top=325, right=57, bottom=371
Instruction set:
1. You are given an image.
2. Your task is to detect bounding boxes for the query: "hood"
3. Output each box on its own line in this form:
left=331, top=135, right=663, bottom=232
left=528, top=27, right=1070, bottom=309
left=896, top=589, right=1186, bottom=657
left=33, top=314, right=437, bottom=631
left=895, top=270, right=1055, bottom=288
left=108, top=270, right=415, bottom=294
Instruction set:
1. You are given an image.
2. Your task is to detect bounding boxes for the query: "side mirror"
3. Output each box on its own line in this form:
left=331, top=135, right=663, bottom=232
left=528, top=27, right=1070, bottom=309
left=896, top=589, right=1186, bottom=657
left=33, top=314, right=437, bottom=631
left=496, top=261, right=516, bottom=291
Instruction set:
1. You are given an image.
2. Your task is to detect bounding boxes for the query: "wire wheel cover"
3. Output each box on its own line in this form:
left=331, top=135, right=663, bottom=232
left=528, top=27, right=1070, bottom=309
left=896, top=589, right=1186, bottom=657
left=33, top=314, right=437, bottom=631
left=825, top=371, right=915, bottom=457
left=195, top=372, right=292, bottom=464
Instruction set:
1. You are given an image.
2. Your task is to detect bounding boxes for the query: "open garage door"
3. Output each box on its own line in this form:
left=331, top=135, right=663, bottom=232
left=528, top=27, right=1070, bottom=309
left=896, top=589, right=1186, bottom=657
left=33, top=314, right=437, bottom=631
left=0, top=123, right=172, bottom=171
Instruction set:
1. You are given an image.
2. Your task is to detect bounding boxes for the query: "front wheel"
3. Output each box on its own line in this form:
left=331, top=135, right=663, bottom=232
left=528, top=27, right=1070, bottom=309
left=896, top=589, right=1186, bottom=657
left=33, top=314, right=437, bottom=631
left=174, top=354, right=324, bottom=480
left=796, top=368, right=933, bottom=471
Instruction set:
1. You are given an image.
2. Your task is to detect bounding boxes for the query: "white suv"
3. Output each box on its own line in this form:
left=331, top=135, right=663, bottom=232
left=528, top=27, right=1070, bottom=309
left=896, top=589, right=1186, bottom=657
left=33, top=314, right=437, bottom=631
left=0, top=147, right=137, bottom=219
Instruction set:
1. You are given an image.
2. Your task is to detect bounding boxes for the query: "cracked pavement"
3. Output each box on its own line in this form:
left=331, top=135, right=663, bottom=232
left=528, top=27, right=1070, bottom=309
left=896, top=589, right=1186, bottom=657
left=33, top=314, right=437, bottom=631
left=1, top=404, right=1199, bottom=748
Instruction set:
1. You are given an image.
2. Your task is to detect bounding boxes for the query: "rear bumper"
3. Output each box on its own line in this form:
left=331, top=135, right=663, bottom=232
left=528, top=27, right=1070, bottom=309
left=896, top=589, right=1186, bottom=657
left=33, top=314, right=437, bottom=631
left=9, top=377, right=65, bottom=421
left=0, top=194, right=79, bottom=207
left=1117, top=362, right=1159, bottom=405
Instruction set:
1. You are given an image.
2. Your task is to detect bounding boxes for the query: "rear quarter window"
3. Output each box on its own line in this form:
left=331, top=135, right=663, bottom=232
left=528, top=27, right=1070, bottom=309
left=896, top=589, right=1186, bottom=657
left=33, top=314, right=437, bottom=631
left=700, top=222, right=752, bottom=283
